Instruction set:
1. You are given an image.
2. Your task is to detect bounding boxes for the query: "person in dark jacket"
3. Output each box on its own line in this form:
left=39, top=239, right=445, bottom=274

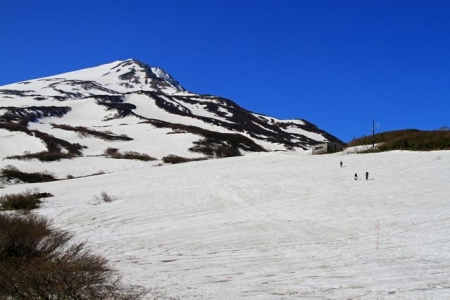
left=366, top=172, right=369, bottom=180
left=354, top=173, right=358, bottom=180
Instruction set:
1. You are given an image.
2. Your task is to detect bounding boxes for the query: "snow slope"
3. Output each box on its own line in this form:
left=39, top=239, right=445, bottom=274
left=1, top=150, right=449, bottom=299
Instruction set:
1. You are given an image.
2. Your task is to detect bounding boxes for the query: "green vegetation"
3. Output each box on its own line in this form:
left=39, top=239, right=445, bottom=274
left=348, top=129, right=450, bottom=151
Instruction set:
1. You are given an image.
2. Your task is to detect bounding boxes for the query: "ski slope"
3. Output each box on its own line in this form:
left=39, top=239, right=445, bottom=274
left=1, top=150, right=450, bottom=299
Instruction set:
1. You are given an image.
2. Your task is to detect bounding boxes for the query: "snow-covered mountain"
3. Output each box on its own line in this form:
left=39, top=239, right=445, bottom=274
left=0, top=59, right=344, bottom=164
left=1, top=60, right=449, bottom=299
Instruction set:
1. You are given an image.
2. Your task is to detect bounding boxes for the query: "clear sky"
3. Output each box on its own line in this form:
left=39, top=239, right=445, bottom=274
left=1, top=0, right=449, bottom=142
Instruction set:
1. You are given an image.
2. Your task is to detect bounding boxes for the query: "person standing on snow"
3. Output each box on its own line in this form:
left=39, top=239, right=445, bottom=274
left=340, top=161, right=343, bottom=167
left=366, top=172, right=369, bottom=180
left=354, top=173, right=358, bottom=180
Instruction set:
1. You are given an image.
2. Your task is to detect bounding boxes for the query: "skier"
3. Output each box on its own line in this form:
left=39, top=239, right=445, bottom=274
left=365, top=172, right=369, bottom=180
left=340, top=161, right=343, bottom=168
left=354, top=173, right=358, bottom=180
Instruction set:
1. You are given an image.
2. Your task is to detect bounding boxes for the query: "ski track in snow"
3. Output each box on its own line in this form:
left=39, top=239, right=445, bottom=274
left=1, top=150, right=450, bottom=299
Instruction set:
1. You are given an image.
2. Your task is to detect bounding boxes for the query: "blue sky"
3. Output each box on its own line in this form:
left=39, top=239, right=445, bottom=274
left=1, top=0, right=449, bottom=142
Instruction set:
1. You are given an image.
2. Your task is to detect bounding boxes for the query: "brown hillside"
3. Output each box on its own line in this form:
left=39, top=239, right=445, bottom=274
left=347, top=129, right=450, bottom=151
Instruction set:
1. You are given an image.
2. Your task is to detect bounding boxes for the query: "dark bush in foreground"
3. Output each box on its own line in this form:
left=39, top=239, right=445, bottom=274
left=0, top=165, right=57, bottom=183
left=0, top=213, right=147, bottom=299
left=0, top=189, right=52, bottom=211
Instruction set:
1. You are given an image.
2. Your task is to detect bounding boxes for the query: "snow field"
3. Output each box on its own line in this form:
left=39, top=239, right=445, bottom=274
left=0, top=129, right=47, bottom=158
left=1, top=150, right=449, bottom=299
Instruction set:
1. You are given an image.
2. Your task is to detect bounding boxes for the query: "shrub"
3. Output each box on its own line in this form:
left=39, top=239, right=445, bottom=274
left=0, top=121, right=31, bottom=134
left=0, top=189, right=53, bottom=211
left=104, top=148, right=156, bottom=161
left=7, top=151, right=75, bottom=162
left=0, top=213, right=147, bottom=299
left=105, top=147, right=120, bottom=157
left=0, top=166, right=57, bottom=183
left=189, top=139, right=241, bottom=157
left=162, top=154, right=208, bottom=164
left=92, top=191, right=118, bottom=204
left=51, top=123, right=133, bottom=141
left=121, top=151, right=156, bottom=161
left=167, top=128, right=187, bottom=134
left=32, top=130, right=84, bottom=155
left=90, top=170, right=106, bottom=176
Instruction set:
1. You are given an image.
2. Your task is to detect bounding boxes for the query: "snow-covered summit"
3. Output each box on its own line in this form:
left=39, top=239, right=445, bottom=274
left=0, top=59, right=344, bottom=164
left=1, top=59, right=185, bottom=96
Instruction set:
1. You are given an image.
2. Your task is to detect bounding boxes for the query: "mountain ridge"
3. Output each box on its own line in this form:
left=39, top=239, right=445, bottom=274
left=0, top=59, right=345, bottom=167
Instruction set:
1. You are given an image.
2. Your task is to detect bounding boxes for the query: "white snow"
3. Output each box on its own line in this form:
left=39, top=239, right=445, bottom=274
left=126, top=94, right=234, bottom=134
left=0, top=129, right=47, bottom=157
left=1, top=150, right=449, bottom=299
left=0, top=59, right=181, bottom=95
left=282, top=125, right=327, bottom=142
left=216, top=106, right=234, bottom=117
left=24, top=101, right=205, bottom=160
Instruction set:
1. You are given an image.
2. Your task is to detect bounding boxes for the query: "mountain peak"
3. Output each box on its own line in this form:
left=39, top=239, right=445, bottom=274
left=0, top=59, right=345, bottom=160
left=1, top=59, right=185, bottom=95
left=106, top=59, right=185, bottom=92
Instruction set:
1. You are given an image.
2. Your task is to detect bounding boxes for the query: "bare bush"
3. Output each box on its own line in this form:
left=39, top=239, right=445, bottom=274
left=121, top=151, right=156, bottom=161
left=52, top=123, right=133, bottom=141
left=6, top=151, right=75, bottom=162
left=0, top=188, right=53, bottom=211
left=104, top=148, right=156, bottom=161
left=92, top=191, right=118, bottom=204
left=32, top=130, right=84, bottom=155
left=105, top=147, right=120, bottom=157
left=162, top=154, right=208, bottom=164
left=0, top=213, right=147, bottom=299
left=0, top=165, right=57, bottom=183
